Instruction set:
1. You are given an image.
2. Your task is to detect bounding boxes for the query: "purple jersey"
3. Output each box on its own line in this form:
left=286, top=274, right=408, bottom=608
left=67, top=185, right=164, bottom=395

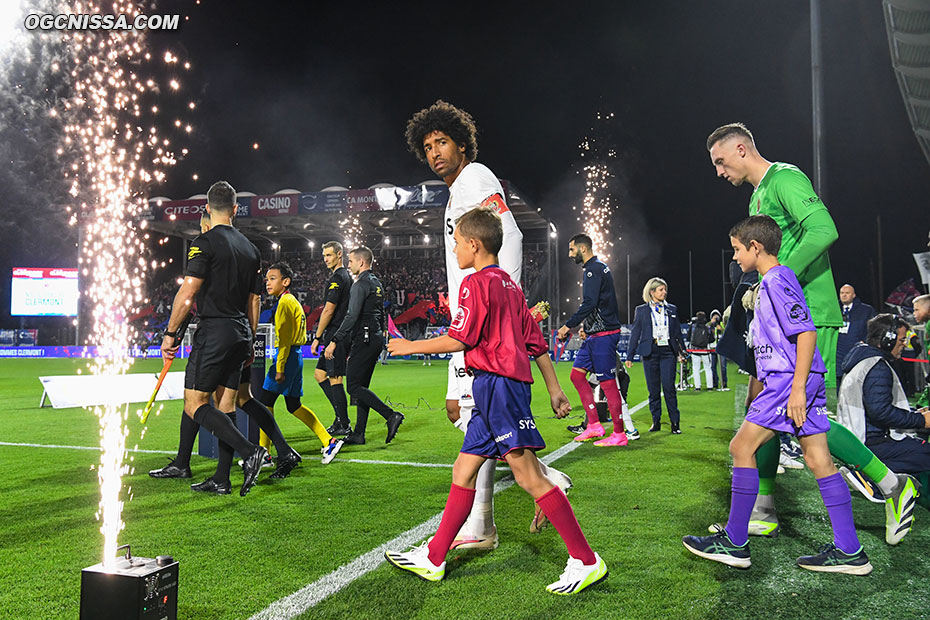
left=751, top=265, right=826, bottom=380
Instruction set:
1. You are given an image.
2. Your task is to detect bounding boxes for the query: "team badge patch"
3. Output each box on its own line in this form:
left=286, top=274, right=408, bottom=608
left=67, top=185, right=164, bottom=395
left=188, top=246, right=202, bottom=260
left=480, top=192, right=509, bottom=214
left=786, top=302, right=809, bottom=323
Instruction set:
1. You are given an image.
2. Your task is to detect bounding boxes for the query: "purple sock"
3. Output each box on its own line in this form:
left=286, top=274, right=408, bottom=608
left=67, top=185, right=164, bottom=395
left=817, top=472, right=861, bottom=554
left=724, top=467, right=759, bottom=546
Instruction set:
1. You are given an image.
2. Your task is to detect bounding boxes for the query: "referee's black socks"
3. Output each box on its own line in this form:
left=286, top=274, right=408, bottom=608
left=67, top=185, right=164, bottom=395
left=330, top=383, right=350, bottom=428
left=174, top=413, right=200, bottom=469
left=241, top=398, right=292, bottom=456
left=193, top=404, right=253, bottom=457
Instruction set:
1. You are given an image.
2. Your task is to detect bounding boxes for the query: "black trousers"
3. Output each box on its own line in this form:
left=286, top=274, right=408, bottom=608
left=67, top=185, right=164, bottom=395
left=345, top=334, right=394, bottom=432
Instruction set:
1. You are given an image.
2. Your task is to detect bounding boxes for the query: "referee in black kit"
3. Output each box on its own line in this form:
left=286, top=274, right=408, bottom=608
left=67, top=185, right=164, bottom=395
left=161, top=180, right=267, bottom=497
left=311, top=241, right=354, bottom=436
left=324, top=247, right=404, bottom=446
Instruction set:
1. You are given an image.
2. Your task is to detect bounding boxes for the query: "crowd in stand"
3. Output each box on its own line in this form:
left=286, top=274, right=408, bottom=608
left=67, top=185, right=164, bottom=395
left=139, top=248, right=548, bottom=336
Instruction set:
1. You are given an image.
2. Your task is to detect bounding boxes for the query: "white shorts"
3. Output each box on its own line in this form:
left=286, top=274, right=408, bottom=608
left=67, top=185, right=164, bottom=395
left=446, top=351, right=475, bottom=406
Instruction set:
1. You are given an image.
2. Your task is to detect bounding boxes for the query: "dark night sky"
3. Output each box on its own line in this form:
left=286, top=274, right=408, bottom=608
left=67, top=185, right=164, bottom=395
left=9, top=0, right=930, bottom=327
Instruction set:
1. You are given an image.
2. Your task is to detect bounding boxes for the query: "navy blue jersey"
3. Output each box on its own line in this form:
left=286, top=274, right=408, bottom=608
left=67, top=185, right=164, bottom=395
left=565, top=257, right=622, bottom=334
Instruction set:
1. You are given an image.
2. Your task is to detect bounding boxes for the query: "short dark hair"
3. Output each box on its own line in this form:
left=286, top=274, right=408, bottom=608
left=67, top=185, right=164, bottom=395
left=349, top=246, right=373, bottom=266
left=695, top=311, right=706, bottom=322
left=569, top=233, right=592, bottom=251
left=268, top=261, right=294, bottom=282
left=706, top=123, right=754, bottom=151
left=729, top=215, right=782, bottom=256
left=322, top=240, right=343, bottom=255
left=405, top=100, right=478, bottom=164
left=207, top=180, right=236, bottom=213
left=866, top=313, right=907, bottom=349
left=456, top=206, right=503, bottom=255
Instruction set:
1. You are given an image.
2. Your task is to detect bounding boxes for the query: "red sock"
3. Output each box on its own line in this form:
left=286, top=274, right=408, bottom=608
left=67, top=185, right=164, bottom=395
left=535, top=486, right=596, bottom=565
left=570, top=370, right=599, bottom=425
left=427, top=483, right=476, bottom=566
left=600, top=380, right=625, bottom=434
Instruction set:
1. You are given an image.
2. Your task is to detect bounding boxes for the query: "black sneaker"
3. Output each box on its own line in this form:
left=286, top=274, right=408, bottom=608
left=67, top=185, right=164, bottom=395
left=190, top=477, right=231, bottom=495
left=327, top=423, right=353, bottom=436
left=671, top=425, right=682, bottom=435
left=682, top=530, right=751, bottom=568
left=649, top=423, right=661, bottom=432
left=240, top=447, right=268, bottom=496
left=385, top=412, right=405, bottom=444
left=343, top=433, right=365, bottom=445
left=269, top=451, right=302, bottom=480
left=796, top=543, right=872, bottom=575
left=566, top=423, right=585, bottom=435
left=149, top=462, right=192, bottom=479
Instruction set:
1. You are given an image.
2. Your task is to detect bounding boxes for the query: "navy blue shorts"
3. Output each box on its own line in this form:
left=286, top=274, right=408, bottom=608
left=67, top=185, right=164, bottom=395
left=262, top=348, right=304, bottom=397
left=461, top=372, right=546, bottom=459
left=573, top=331, right=621, bottom=382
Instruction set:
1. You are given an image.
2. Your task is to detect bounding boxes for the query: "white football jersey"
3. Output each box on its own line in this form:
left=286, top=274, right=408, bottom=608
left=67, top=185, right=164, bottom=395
left=444, top=162, right=523, bottom=314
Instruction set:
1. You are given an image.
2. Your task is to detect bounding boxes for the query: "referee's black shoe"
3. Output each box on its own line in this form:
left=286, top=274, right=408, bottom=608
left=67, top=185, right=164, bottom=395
left=149, top=461, right=192, bottom=479
left=240, top=447, right=268, bottom=496
left=327, top=423, right=353, bottom=436
left=270, top=451, right=302, bottom=479
left=385, top=412, right=404, bottom=444
left=190, top=477, right=231, bottom=495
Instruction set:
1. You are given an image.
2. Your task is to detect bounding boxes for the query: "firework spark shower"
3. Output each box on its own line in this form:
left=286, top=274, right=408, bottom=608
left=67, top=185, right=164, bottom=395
left=2, top=0, right=192, bottom=568
left=575, top=111, right=618, bottom=263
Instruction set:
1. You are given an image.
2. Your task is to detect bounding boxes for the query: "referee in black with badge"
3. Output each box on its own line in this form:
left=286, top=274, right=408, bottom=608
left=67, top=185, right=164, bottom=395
left=311, top=241, right=353, bottom=435
left=324, top=247, right=404, bottom=446
left=161, top=181, right=267, bottom=497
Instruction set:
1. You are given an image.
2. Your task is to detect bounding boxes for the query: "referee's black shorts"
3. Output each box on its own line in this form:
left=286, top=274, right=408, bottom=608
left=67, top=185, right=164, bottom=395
left=316, top=339, right=348, bottom=377
left=185, top=317, right=252, bottom=392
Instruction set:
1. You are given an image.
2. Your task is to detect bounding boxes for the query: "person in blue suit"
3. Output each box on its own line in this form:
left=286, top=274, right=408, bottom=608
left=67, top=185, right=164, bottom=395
left=624, top=277, right=686, bottom=433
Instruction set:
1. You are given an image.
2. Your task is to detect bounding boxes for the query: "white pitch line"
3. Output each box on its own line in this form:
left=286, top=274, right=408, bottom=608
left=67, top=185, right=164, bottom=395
left=0, top=441, right=175, bottom=455
left=249, top=398, right=650, bottom=620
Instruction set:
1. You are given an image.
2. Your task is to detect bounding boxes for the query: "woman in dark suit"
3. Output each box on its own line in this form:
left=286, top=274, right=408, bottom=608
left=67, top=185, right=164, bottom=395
left=624, top=277, right=686, bottom=433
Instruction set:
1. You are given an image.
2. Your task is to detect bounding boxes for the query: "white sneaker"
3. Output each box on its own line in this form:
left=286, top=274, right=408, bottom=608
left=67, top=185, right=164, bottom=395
left=449, top=525, right=499, bottom=550
left=778, top=452, right=804, bottom=470
left=384, top=542, right=445, bottom=581
left=321, top=438, right=344, bottom=465
left=545, top=552, right=608, bottom=595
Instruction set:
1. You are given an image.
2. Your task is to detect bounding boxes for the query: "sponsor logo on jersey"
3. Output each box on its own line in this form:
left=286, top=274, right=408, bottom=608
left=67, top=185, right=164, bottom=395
left=188, top=246, right=202, bottom=260
left=451, top=306, right=469, bottom=331
left=329, top=282, right=339, bottom=289
left=494, top=431, right=513, bottom=443
left=461, top=286, right=471, bottom=300
left=480, top=192, right=509, bottom=214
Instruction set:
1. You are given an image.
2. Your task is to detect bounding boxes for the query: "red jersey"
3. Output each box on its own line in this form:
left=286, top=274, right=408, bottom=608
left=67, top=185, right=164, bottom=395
left=448, top=265, right=548, bottom=383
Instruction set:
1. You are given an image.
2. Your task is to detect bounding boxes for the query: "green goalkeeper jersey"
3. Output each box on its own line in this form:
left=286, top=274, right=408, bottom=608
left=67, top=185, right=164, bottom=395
left=748, top=162, right=843, bottom=327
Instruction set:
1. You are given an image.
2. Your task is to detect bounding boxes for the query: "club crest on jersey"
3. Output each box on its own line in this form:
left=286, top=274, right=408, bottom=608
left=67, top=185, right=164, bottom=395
left=451, top=306, right=469, bottom=331
left=480, top=192, right=509, bottom=214
left=461, top=286, right=471, bottom=300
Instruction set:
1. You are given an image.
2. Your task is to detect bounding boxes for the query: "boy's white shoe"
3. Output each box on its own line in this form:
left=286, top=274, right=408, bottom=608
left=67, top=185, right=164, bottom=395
left=384, top=542, right=446, bottom=581
left=545, top=552, right=608, bottom=595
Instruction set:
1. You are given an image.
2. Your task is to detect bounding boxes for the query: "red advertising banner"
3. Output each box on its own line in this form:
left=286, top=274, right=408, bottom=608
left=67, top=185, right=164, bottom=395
left=252, top=193, right=298, bottom=217
left=345, top=189, right=380, bottom=213
left=156, top=199, right=205, bottom=221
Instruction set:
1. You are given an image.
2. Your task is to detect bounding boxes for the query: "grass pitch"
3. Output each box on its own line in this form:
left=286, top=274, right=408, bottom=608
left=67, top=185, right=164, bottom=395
left=0, top=358, right=927, bottom=619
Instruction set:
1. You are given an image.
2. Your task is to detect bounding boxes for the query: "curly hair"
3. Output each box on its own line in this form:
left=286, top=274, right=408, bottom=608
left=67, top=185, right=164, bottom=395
left=405, top=100, right=478, bottom=164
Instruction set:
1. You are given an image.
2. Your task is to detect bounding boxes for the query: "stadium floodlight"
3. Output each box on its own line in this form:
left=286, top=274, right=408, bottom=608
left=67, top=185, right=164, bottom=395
left=307, top=240, right=314, bottom=248
left=384, top=237, right=391, bottom=245
left=417, top=217, right=424, bottom=225
left=423, top=235, right=430, bottom=244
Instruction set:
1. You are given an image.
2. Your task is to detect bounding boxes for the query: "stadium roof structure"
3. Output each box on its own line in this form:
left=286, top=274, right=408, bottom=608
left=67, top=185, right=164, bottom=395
left=141, top=179, right=552, bottom=247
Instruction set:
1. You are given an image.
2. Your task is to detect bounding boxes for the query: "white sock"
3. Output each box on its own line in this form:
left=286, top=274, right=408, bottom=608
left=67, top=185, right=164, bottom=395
left=751, top=493, right=776, bottom=518
left=460, top=459, right=495, bottom=535
left=621, top=400, right=635, bottom=431
left=877, top=470, right=899, bottom=495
